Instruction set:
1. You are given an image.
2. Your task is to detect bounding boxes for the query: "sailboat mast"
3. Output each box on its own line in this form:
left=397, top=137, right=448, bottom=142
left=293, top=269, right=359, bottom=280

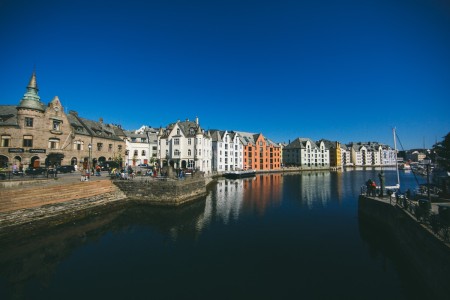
left=393, top=127, right=400, bottom=189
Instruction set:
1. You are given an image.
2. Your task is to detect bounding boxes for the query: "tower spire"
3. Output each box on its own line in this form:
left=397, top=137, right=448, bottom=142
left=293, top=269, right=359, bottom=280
left=27, top=70, right=39, bottom=91
left=17, top=69, right=45, bottom=112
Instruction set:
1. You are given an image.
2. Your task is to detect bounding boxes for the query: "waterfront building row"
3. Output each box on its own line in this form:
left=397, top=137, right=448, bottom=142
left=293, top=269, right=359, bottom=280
left=0, top=71, right=396, bottom=172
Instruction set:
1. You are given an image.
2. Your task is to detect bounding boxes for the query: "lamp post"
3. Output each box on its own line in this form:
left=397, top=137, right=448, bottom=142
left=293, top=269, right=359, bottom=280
left=88, top=143, right=92, bottom=179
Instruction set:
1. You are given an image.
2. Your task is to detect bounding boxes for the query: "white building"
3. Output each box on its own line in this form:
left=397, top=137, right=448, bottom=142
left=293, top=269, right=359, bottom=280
left=157, top=117, right=212, bottom=174
left=282, top=138, right=330, bottom=168
left=123, top=125, right=158, bottom=167
left=345, top=142, right=396, bottom=166
left=210, top=130, right=244, bottom=173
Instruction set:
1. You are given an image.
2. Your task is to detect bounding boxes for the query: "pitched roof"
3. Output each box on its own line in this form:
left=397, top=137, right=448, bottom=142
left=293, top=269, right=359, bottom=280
left=285, top=137, right=318, bottom=149
left=0, top=105, right=18, bottom=126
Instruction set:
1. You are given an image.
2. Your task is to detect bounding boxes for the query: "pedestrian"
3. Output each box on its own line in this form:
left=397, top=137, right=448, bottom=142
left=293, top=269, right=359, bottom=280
left=371, top=181, right=377, bottom=196
left=366, top=179, right=372, bottom=196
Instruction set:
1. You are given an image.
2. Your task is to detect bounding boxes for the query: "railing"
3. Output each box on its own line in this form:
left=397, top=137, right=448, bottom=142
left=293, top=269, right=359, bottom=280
left=396, top=197, right=450, bottom=242
left=360, top=186, right=450, bottom=242
left=0, top=170, right=57, bottom=180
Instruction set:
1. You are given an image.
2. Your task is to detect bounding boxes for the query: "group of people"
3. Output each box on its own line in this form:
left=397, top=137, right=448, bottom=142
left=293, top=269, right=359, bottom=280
left=366, top=179, right=378, bottom=196
left=110, top=166, right=135, bottom=180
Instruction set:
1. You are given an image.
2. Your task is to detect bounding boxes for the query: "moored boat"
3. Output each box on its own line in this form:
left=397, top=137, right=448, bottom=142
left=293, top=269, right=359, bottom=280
left=224, top=169, right=256, bottom=179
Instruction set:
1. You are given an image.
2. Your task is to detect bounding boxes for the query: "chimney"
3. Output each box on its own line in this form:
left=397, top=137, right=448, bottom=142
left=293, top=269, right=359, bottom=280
left=195, top=116, right=199, bottom=125
left=99, top=117, right=103, bottom=123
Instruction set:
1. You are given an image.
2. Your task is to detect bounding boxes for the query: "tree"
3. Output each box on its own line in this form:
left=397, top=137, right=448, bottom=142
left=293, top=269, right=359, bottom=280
left=433, top=132, right=450, bottom=171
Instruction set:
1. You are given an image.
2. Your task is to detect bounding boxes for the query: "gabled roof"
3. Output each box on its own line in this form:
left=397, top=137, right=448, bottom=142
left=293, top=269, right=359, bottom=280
left=285, top=137, right=318, bottom=149
left=160, top=119, right=209, bottom=138
left=68, top=111, right=122, bottom=141
left=235, top=131, right=256, bottom=145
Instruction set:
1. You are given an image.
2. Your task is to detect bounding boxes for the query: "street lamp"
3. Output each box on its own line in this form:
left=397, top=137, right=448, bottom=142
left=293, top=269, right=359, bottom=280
left=88, top=143, right=92, bottom=179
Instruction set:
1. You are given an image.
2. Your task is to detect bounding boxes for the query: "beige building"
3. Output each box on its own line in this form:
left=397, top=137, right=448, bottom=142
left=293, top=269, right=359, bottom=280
left=0, top=71, right=126, bottom=170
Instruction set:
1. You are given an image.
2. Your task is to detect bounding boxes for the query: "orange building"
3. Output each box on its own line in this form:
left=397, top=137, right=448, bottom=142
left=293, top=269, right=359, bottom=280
left=237, top=132, right=281, bottom=171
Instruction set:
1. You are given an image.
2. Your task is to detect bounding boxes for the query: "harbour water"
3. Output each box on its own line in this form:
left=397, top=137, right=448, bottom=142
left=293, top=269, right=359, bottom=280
left=0, top=169, right=432, bottom=299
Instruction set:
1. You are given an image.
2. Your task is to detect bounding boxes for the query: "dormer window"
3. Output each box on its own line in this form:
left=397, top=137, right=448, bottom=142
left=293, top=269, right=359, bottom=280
left=53, top=120, right=61, bottom=131
left=177, top=129, right=180, bottom=135
left=189, top=128, right=195, bottom=135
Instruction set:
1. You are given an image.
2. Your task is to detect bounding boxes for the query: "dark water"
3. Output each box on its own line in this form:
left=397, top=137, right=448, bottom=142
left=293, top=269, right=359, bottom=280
left=0, top=169, right=430, bottom=300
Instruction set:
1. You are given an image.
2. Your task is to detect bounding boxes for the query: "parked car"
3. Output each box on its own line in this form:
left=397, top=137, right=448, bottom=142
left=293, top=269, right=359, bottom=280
left=100, top=161, right=120, bottom=171
left=57, top=165, right=75, bottom=173
left=25, top=167, right=47, bottom=175
left=138, top=163, right=151, bottom=168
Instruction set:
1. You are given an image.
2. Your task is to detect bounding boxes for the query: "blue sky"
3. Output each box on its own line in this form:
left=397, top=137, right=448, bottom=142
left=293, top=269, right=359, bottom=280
left=1, top=0, right=449, bottom=149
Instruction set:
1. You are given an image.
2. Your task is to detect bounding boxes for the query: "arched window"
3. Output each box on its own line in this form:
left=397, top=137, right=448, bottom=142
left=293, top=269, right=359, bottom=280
left=188, top=149, right=191, bottom=156
left=174, top=149, right=180, bottom=156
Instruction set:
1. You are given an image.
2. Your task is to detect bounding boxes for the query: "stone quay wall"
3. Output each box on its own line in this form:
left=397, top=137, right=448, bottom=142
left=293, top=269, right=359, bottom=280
left=113, top=177, right=207, bottom=206
left=358, top=195, right=450, bottom=299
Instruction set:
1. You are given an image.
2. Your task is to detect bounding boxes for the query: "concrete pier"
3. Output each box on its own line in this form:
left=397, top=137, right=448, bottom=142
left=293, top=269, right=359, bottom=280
left=359, top=194, right=450, bottom=299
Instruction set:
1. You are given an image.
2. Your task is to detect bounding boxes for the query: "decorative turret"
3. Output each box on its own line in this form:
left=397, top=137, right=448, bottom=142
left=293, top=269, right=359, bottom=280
left=17, top=71, right=45, bottom=112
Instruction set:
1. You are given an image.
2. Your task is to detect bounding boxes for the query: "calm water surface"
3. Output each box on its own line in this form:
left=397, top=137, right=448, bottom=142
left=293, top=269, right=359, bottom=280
left=0, top=169, right=430, bottom=299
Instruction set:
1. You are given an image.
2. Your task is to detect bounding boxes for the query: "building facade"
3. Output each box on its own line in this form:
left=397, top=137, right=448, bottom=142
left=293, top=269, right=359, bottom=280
left=123, top=125, right=158, bottom=167
left=236, top=132, right=281, bottom=171
left=157, top=118, right=212, bottom=174
left=0, top=72, right=126, bottom=170
left=210, top=130, right=244, bottom=172
left=282, top=138, right=330, bottom=169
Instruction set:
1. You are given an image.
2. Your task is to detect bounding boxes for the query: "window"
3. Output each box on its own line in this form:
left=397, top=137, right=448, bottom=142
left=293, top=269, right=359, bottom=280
left=23, top=135, right=33, bottom=147
left=142, top=150, right=146, bottom=156
left=188, top=138, right=191, bottom=145
left=134, top=150, right=138, bottom=156
left=177, top=129, right=180, bottom=135
left=52, top=120, right=61, bottom=131
left=118, top=145, right=122, bottom=152
left=49, top=138, right=60, bottom=149
left=25, top=117, right=33, bottom=127
left=1, top=135, right=11, bottom=147
left=174, top=138, right=180, bottom=145
left=108, top=144, right=113, bottom=152
left=74, top=141, right=83, bottom=151
left=174, top=149, right=180, bottom=156
left=188, top=149, right=192, bottom=156
left=97, top=143, right=103, bottom=151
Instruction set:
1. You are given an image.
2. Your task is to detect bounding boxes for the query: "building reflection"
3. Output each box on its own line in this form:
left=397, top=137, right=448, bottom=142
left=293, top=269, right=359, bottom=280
left=282, top=172, right=333, bottom=208
left=242, top=174, right=283, bottom=215
left=201, top=174, right=284, bottom=225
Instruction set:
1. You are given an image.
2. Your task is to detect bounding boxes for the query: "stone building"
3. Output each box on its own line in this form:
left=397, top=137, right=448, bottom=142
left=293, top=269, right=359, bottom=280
left=0, top=71, right=126, bottom=170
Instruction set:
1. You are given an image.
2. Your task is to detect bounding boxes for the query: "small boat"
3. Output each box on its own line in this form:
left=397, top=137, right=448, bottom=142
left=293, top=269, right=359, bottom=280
left=224, top=169, right=256, bottom=179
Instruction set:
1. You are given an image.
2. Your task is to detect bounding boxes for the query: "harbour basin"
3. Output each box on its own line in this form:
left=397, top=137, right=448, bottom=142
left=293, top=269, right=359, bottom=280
left=0, top=169, right=433, bottom=299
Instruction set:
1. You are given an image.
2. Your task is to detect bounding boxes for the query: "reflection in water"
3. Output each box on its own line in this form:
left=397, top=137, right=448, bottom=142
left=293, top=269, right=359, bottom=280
left=283, top=172, right=335, bottom=208
left=0, top=170, right=434, bottom=299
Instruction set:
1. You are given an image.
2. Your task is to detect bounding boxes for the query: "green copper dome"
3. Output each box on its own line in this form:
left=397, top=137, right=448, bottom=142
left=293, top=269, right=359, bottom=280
left=17, top=71, right=45, bottom=112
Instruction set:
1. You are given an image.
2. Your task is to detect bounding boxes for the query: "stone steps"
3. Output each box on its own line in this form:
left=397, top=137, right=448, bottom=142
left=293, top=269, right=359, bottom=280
left=0, top=180, right=119, bottom=213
